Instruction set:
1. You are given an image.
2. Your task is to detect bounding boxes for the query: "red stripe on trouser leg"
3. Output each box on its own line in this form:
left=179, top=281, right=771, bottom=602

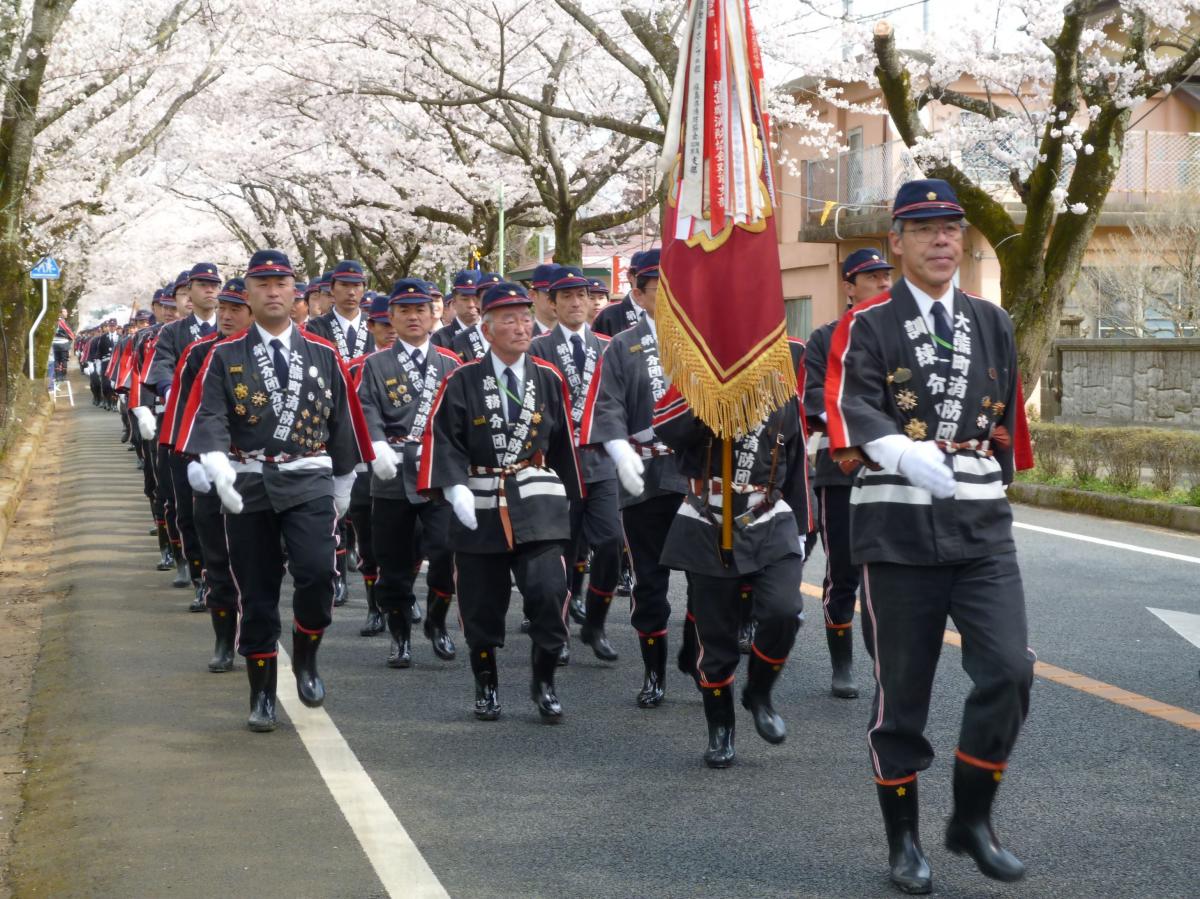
left=698, top=674, right=735, bottom=690
left=751, top=644, right=787, bottom=666
left=875, top=773, right=916, bottom=787
left=955, top=749, right=1008, bottom=771
left=293, top=620, right=324, bottom=636
left=636, top=628, right=668, bottom=639
left=247, top=651, right=278, bottom=660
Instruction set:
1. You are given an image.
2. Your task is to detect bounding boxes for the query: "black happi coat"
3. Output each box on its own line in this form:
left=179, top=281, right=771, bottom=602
left=592, top=294, right=641, bottom=337
left=579, top=317, right=688, bottom=507
left=652, top=386, right=809, bottom=578
left=146, top=314, right=211, bottom=397
left=430, top=318, right=467, bottom=350
left=418, top=352, right=584, bottom=554
left=530, top=325, right=615, bottom=485
left=305, top=310, right=375, bottom=360
left=804, top=319, right=856, bottom=488
left=357, top=343, right=461, bottom=502
left=178, top=327, right=372, bottom=513
left=450, top=324, right=489, bottom=362
left=825, top=278, right=1021, bottom=566
left=161, top=332, right=220, bottom=451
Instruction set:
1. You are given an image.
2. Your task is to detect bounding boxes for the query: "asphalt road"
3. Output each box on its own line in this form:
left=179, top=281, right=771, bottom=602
left=10, top=390, right=1199, bottom=898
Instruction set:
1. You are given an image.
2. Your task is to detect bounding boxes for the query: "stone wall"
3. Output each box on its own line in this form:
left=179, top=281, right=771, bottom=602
left=1040, top=338, right=1200, bottom=429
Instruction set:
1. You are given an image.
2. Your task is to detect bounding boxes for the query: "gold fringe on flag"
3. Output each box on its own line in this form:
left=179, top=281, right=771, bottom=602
left=656, top=267, right=797, bottom=440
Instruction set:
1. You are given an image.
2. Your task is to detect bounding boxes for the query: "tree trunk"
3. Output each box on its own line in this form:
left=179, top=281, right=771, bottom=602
left=552, top=213, right=582, bottom=266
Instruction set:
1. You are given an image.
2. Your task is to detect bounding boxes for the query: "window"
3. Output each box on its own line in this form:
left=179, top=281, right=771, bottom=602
left=785, top=297, right=812, bottom=340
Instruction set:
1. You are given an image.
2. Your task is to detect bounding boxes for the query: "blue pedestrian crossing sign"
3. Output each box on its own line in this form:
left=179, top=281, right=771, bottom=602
left=30, top=257, right=61, bottom=280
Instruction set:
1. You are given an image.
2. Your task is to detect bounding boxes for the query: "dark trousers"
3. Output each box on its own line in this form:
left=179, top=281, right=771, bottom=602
left=372, top=497, right=453, bottom=614
left=193, top=491, right=237, bottom=612
left=689, top=554, right=804, bottom=688
left=347, top=480, right=377, bottom=583
left=816, top=486, right=859, bottom=627
left=861, top=552, right=1034, bottom=781
left=154, top=444, right=180, bottom=548
left=168, top=452, right=202, bottom=578
left=623, top=492, right=683, bottom=636
left=455, top=541, right=568, bottom=654
left=566, top=478, right=622, bottom=597
left=224, top=495, right=338, bottom=657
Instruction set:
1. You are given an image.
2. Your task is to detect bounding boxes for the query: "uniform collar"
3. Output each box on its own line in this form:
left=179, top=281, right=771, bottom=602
left=490, top=351, right=526, bottom=386
left=333, top=309, right=362, bottom=331
left=904, top=278, right=954, bottom=328
left=397, top=338, right=431, bottom=359
left=557, top=321, right=587, bottom=342
left=255, top=321, right=294, bottom=349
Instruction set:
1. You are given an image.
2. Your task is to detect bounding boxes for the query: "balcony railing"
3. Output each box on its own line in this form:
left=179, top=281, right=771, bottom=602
left=802, top=131, right=1200, bottom=227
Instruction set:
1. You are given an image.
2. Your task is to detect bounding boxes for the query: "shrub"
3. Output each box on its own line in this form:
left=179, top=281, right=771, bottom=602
left=1098, top=431, right=1143, bottom=491
left=1028, top=422, right=1200, bottom=496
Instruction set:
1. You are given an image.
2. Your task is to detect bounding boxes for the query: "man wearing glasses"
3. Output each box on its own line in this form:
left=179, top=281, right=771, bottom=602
left=826, top=179, right=1033, bottom=894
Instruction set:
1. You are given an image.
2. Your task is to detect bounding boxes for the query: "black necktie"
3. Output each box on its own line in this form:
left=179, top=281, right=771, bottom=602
left=932, top=302, right=953, bottom=369
left=570, top=334, right=585, bottom=375
left=269, top=338, right=289, bottom=387
left=503, top=367, right=520, bottom=423
left=411, top=348, right=425, bottom=377
left=345, top=324, right=357, bottom=356
left=200, top=321, right=214, bottom=337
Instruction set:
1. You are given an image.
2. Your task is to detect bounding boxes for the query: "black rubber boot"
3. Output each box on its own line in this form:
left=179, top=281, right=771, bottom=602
left=422, top=591, right=456, bottom=660
left=877, top=778, right=932, bottom=894
left=944, top=757, right=1025, bottom=883
left=677, top=613, right=698, bottom=675
left=247, top=656, right=278, bottom=732
left=530, top=644, right=563, bottom=721
left=701, top=686, right=735, bottom=768
left=741, top=654, right=787, bottom=744
left=208, top=609, right=236, bottom=673
left=332, top=572, right=347, bottom=607
left=615, top=558, right=632, bottom=597
left=189, top=578, right=206, bottom=613
left=172, top=557, right=190, bottom=588
left=410, top=597, right=423, bottom=624
left=292, top=628, right=326, bottom=707
left=579, top=590, right=617, bottom=662
left=636, top=634, right=666, bottom=708
left=386, top=609, right=412, bottom=669
left=557, top=641, right=570, bottom=666
left=826, top=623, right=860, bottom=698
left=470, top=648, right=501, bottom=720
left=155, top=525, right=174, bottom=571
left=359, top=577, right=384, bottom=636
left=568, top=563, right=587, bottom=625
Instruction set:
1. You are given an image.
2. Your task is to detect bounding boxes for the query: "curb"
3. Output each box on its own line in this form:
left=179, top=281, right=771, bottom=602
left=0, top=396, right=55, bottom=557
left=1010, top=482, right=1200, bottom=535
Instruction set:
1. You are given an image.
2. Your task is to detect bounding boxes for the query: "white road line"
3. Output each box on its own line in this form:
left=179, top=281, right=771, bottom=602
left=1013, top=522, right=1200, bottom=566
left=277, top=649, right=450, bottom=899
left=1148, top=608, right=1200, bottom=651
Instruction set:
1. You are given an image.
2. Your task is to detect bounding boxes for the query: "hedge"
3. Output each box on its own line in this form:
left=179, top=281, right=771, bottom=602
left=1028, top=423, right=1200, bottom=498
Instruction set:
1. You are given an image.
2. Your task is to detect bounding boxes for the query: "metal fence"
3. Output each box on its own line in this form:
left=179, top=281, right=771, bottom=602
left=803, top=131, right=1200, bottom=222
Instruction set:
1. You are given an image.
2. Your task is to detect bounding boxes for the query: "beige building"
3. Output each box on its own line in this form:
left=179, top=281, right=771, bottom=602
left=774, top=74, right=1200, bottom=339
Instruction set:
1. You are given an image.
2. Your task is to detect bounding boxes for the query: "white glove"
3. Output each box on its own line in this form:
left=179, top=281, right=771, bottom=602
left=333, top=472, right=356, bottom=517
left=200, top=451, right=243, bottom=514
left=897, top=441, right=957, bottom=499
left=371, top=441, right=399, bottom=481
left=133, top=406, right=157, bottom=440
left=445, top=483, right=478, bottom=530
left=604, top=439, right=645, bottom=498
left=187, top=460, right=213, bottom=493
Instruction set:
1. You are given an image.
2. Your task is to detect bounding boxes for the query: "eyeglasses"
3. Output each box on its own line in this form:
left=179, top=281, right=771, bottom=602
left=902, top=221, right=966, bottom=244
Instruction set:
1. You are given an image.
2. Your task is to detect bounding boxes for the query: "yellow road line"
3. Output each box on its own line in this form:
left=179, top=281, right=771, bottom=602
left=801, top=582, right=1200, bottom=732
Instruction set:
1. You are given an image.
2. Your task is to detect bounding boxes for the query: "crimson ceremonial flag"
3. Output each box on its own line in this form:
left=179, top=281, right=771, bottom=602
left=656, top=0, right=794, bottom=438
